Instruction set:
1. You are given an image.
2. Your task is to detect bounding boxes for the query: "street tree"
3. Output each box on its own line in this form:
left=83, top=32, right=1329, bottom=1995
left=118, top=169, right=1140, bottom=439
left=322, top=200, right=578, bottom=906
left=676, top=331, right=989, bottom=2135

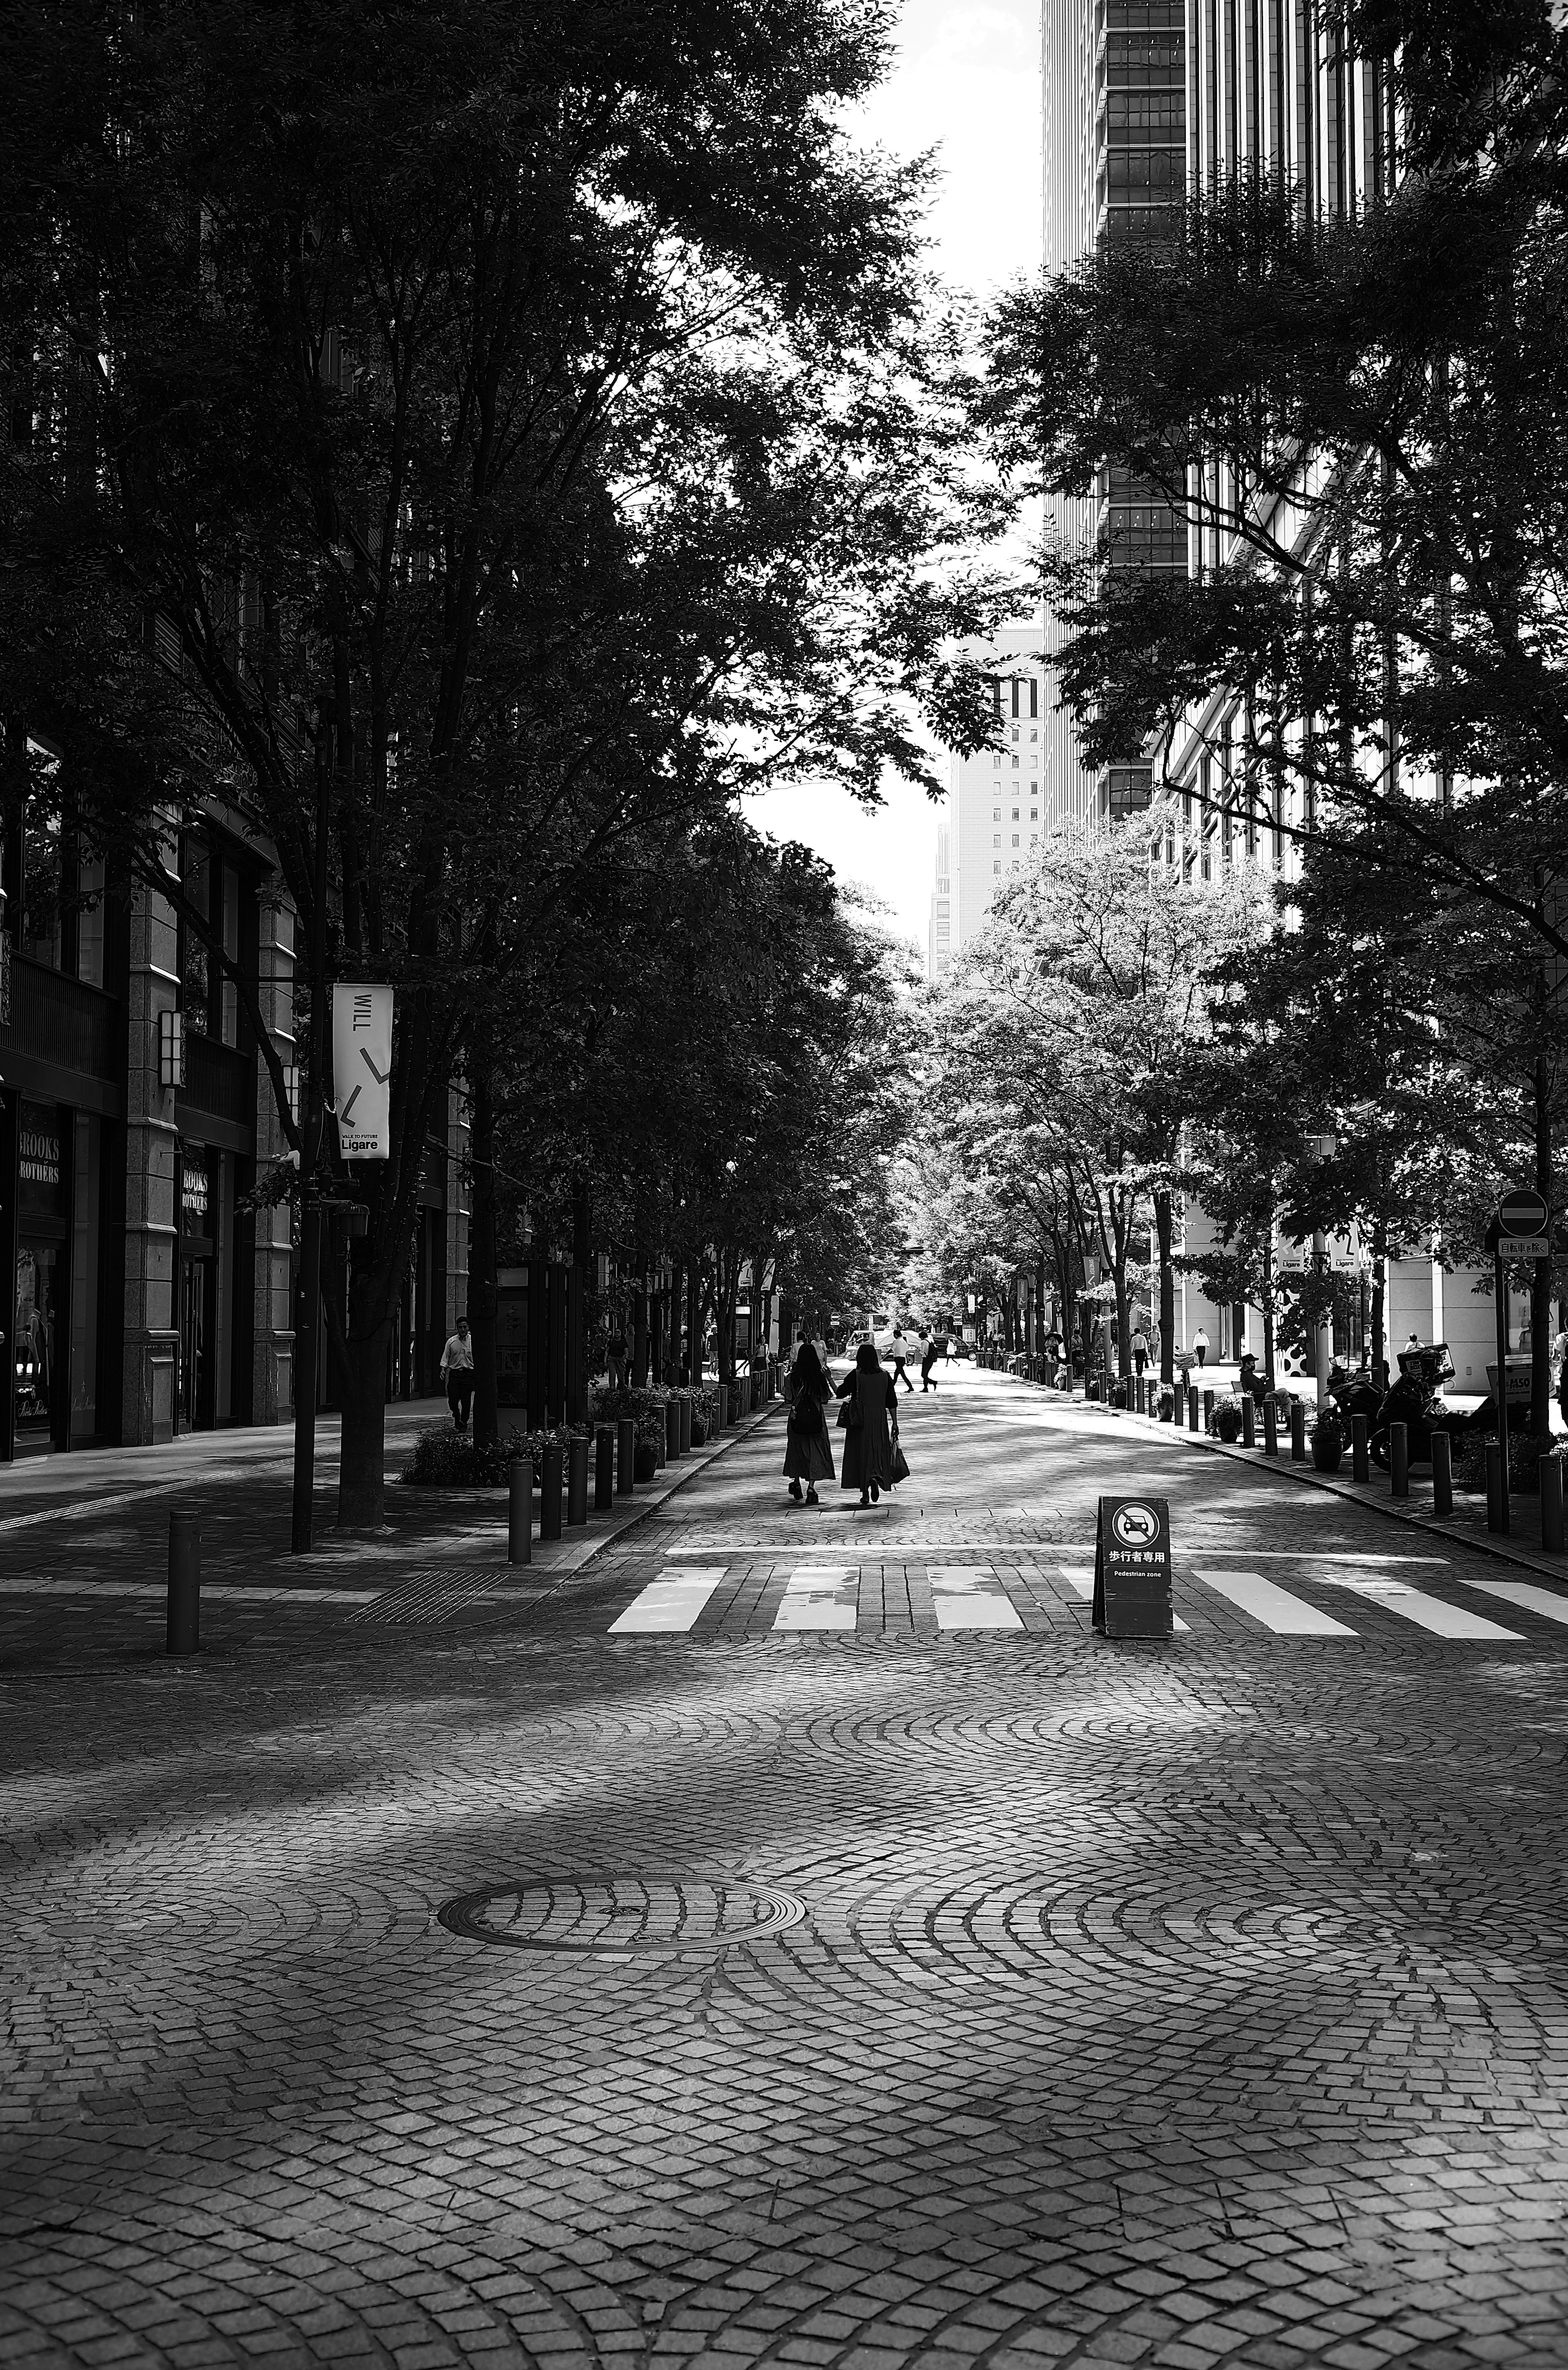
left=0, top=0, right=1006, bottom=1524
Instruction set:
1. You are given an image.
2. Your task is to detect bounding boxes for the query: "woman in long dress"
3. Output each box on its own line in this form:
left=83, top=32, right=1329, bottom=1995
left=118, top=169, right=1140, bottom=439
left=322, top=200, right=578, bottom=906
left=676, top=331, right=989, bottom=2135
left=782, top=1340, right=835, bottom=1505
left=836, top=1340, right=901, bottom=1507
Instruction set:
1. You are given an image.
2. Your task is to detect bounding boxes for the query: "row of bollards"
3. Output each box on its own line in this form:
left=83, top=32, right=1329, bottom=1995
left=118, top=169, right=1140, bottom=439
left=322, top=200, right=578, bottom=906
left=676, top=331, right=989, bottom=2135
left=162, top=1367, right=784, bottom=1645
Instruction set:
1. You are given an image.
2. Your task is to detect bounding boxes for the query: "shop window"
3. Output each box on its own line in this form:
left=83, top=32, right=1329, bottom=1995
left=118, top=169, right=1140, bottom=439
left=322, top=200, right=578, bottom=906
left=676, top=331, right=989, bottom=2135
left=16, top=1100, right=66, bottom=1446
left=69, top=1113, right=100, bottom=1442
left=20, top=744, right=63, bottom=970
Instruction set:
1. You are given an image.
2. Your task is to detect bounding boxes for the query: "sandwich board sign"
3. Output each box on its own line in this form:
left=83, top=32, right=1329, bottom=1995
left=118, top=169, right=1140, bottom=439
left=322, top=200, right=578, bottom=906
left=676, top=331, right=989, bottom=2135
left=1092, top=1495, right=1173, bottom=1640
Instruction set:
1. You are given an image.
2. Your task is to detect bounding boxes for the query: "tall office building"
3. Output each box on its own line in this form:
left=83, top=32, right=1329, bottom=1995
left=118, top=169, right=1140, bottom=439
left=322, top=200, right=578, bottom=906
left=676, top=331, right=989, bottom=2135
left=942, top=627, right=1060, bottom=954
left=927, top=824, right=953, bottom=984
left=1041, top=2, right=1188, bottom=821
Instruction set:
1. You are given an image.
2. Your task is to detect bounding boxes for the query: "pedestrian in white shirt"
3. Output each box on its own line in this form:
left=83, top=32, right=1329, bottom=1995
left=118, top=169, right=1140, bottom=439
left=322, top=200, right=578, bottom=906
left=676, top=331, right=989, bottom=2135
left=440, top=1315, right=474, bottom=1431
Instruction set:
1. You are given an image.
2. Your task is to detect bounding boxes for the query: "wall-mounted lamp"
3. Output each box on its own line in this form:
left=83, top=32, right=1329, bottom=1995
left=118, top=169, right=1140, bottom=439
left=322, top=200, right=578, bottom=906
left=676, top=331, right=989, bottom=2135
left=159, top=1008, right=184, bottom=1089
left=282, top=1063, right=300, bottom=1126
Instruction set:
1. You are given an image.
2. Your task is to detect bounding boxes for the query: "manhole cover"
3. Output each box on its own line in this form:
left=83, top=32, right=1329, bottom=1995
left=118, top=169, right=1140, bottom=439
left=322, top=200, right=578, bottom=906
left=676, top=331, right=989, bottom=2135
left=437, top=1877, right=808, bottom=1952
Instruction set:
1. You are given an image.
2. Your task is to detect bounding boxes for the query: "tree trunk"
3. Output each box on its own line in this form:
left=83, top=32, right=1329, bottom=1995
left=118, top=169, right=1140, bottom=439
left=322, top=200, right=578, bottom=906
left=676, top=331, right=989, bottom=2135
left=1261, top=1216, right=1277, bottom=1390
left=631, top=1283, right=648, bottom=1388
left=1532, top=1049, right=1553, bottom=1436
left=1154, top=1187, right=1176, bottom=1388
left=1370, top=1210, right=1389, bottom=1385
left=338, top=1318, right=393, bottom=1528
left=468, top=1054, right=499, bottom=1450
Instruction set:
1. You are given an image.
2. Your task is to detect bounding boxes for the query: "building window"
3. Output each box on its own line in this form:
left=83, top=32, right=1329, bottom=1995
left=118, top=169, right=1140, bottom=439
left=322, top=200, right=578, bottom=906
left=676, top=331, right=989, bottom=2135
left=1012, top=756, right=1019, bottom=768
left=1030, top=806, right=1038, bottom=820
left=993, top=861, right=1001, bottom=874
left=993, top=806, right=1001, bottom=820
left=1011, top=835, right=1019, bottom=847
left=993, top=833, right=1000, bottom=847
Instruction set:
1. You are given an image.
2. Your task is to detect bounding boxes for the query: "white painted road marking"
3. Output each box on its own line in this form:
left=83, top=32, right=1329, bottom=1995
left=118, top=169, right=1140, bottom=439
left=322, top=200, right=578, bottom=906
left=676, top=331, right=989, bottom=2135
left=609, top=1568, right=728, bottom=1635
left=929, top=1565, right=1024, bottom=1632
left=1192, top=1568, right=1358, bottom=1637
left=773, top=1566, right=857, bottom=1632
left=1316, top=1573, right=1522, bottom=1641
left=1454, top=1577, right=1568, bottom=1629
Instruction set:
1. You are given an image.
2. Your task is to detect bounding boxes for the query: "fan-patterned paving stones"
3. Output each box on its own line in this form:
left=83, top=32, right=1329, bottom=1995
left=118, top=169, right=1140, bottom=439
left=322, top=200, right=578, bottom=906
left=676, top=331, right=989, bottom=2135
left=4, top=1368, right=1568, bottom=2367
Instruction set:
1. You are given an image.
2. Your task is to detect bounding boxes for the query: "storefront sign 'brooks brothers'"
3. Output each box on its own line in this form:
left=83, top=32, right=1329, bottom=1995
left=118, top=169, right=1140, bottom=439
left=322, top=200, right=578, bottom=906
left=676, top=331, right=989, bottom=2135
left=331, top=983, right=394, bottom=1160
left=1092, top=1495, right=1174, bottom=1640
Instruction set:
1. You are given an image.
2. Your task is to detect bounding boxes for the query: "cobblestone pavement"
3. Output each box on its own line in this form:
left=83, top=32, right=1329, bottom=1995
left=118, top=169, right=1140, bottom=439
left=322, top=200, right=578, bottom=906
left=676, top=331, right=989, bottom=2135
left=4, top=1370, right=1568, bottom=2368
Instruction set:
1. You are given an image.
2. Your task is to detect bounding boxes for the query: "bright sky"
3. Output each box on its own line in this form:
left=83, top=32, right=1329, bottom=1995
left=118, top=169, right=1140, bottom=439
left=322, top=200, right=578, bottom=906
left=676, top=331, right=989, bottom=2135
left=740, top=0, right=1042, bottom=958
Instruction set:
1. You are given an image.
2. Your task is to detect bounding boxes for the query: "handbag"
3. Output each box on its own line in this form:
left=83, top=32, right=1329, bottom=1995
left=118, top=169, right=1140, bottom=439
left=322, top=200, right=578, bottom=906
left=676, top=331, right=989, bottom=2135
left=891, top=1439, right=910, bottom=1484
left=837, top=1392, right=863, bottom=1430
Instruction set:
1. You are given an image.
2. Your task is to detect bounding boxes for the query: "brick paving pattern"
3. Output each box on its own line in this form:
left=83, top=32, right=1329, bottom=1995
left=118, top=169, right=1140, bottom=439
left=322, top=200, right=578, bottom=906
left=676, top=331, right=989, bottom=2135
left=3, top=1370, right=1568, bottom=2366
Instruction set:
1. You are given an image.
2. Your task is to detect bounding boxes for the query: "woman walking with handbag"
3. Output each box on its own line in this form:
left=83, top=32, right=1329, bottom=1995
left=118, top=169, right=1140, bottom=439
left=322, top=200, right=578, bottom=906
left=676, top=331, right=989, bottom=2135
left=836, top=1339, right=903, bottom=1507
left=783, top=1340, right=835, bottom=1505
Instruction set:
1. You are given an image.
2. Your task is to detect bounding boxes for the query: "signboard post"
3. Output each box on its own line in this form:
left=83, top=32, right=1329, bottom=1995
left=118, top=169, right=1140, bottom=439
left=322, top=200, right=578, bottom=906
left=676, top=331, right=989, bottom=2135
left=331, top=984, right=395, bottom=1159
left=1092, top=1495, right=1174, bottom=1639
left=1483, top=1189, right=1553, bottom=1539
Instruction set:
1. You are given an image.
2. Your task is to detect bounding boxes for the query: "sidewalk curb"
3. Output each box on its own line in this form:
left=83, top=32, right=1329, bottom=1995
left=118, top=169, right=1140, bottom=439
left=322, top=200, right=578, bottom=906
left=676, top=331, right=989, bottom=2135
left=993, top=1368, right=1568, bottom=1589
left=526, top=1399, right=784, bottom=1580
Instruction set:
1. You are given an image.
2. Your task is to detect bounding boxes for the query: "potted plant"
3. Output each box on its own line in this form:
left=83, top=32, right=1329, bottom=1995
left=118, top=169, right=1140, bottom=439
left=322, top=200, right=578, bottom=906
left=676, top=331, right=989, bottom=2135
left=1310, top=1405, right=1345, bottom=1473
left=1212, top=1392, right=1243, bottom=1443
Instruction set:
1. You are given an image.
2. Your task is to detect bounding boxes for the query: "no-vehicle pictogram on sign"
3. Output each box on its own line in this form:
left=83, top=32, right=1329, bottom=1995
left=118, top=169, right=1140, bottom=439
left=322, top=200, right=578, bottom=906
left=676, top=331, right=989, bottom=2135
left=1092, top=1494, right=1173, bottom=1641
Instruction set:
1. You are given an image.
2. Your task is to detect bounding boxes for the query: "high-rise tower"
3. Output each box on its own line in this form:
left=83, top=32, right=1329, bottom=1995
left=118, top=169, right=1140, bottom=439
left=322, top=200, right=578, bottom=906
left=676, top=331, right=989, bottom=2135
left=1041, top=2, right=1187, bottom=821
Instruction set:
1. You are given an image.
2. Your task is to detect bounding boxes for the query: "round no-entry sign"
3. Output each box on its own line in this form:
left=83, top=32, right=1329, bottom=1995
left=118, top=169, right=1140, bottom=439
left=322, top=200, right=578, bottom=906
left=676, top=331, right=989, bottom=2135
left=1496, top=1187, right=1551, bottom=1236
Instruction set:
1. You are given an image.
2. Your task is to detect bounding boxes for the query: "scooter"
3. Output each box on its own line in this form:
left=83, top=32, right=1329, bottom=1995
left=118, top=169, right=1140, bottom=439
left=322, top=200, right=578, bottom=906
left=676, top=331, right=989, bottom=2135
left=1367, top=1343, right=1484, bottom=1468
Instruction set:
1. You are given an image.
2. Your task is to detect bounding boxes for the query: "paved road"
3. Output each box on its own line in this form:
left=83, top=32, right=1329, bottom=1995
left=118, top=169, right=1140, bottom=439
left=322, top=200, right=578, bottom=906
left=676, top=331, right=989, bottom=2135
left=4, top=1369, right=1568, bottom=2367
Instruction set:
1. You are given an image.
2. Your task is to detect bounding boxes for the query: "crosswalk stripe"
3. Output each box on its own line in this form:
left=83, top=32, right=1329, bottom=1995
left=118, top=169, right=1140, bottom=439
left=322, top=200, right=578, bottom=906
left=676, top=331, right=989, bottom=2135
left=1455, top=1577, right=1568, bottom=1628
left=773, top=1566, right=857, bottom=1632
left=1058, top=1566, right=1190, bottom=1633
left=929, top=1564, right=1024, bottom=1632
left=608, top=1567, right=727, bottom=1635
left=1192, top=1568, right=1357, bottom=1636
left=1315, top=1573, right=1522, bottom=1640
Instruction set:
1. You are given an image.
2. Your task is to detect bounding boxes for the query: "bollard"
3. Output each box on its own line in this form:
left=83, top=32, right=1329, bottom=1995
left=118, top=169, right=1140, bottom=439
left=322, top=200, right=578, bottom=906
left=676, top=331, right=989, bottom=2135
left=654, top=1410, right=666, bottom=1472
left=167, top=1508, right=200, bottom=1656
left=1202, top=1389, right=1214, bottom=1431
left=594, top=1426, right=614, bottom=1512
left=717, top=1384, right=728, bottom=1431
left=1263, top=1397, right=1278, bottom=1457
left=1135, top=1376, right=1145, bottom=1415
left=1542, top=1455, right=1565, bottom=1554
left=1352, top=1412, right=1370, bottom=1482
left=508, top=1458, right=532, bottom=1564
left=1290, top=1401, right=1306, bottom=1461
left=1486, top=1439, right=1509, bottom=1535
left=617, top=1417, right=636, bottom=1496
left=1390, top=1421, right=1409, bottom=1498
left=1187, top=1385, right=1198, bottom=1434
left=666, top=1398, right=681, bottom=1461
left=679, top=1392, right=692, bottom=1455
left=567, top=1434, right=589, bottom=1527
left=541, top=1441, right=564, bottom=1540
left=1430, top=1429, right=1452, bottom=1519
left=1242, top=1394, right=1256, bottom=1448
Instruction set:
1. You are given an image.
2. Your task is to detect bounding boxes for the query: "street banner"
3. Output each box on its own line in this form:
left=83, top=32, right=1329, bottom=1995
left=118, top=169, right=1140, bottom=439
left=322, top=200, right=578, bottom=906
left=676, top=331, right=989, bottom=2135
left=1092, top=1494, right=1173, bottom=1640
left=331, top=982, right=394, bottom=1159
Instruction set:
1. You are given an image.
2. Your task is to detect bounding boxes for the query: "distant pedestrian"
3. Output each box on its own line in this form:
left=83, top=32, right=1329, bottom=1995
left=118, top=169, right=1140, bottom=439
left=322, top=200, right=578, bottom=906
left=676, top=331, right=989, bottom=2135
left=836, top=1341, right=902, bottom=1507
left=440, top=1315, right=474, bottom=1431
left=782, top=1341, right=834, bottom=1506
left=1192, top=1325, right=1208, bottom=1370
left=920, top=1330, right=944, bottom=1390
left=889, top=1325, right=914, bottom=1394
left=1131, top=1323, right=1149, bottom=1377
